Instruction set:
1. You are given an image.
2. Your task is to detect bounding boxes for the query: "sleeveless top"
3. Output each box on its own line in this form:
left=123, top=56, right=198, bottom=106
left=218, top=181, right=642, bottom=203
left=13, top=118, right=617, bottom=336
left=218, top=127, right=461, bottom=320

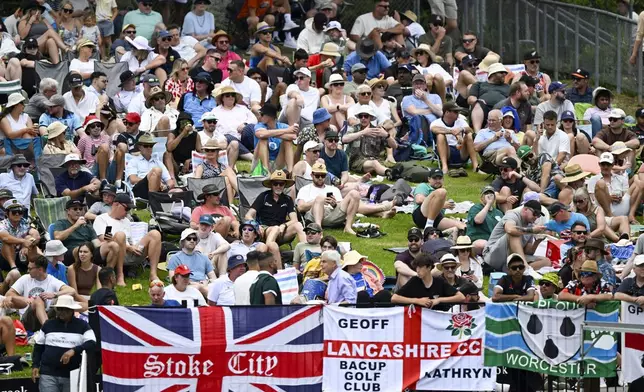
left=520, top=70, right=547, bottom=93
left=27, top=21, right=49, bottom=40
left=6, top=113, right=29, bottom=136
left=249, top=44, right=277, bottom=68
left=584, top=207, right=598, bottom=233
left=59, top=23, right=79, bottom=47
left=201, top=159, right=226, bottom=179
left=372, top=98, right=392, bottom=121
left=76, top=263, right=98, bottom=296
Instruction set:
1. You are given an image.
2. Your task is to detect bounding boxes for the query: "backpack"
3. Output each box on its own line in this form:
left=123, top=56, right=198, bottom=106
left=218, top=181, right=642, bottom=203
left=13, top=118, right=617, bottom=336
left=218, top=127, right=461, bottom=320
left=390, top=162, right=431, bottom=183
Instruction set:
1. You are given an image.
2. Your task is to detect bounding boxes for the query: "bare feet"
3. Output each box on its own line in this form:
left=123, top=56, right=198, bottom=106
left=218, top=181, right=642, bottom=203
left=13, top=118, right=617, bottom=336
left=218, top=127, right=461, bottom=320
left=361, top=173, right=372, bottom=182
left=378, top=208, right=397, bottom=219
left=117, top=279, right=127, bottom=287
left=344, top=227, right=357, bottom=235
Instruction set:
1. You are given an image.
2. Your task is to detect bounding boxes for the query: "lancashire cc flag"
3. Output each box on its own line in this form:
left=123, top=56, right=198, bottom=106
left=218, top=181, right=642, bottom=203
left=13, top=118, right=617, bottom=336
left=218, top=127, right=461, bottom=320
left=98, top=305, right=323, bottom=391
left=323, top=306, right=495, bottom=392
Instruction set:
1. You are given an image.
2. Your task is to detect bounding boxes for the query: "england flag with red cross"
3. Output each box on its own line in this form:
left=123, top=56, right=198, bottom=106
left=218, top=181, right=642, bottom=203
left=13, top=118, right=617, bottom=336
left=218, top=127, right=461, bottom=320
left=98, top=305, right=323, bottom=391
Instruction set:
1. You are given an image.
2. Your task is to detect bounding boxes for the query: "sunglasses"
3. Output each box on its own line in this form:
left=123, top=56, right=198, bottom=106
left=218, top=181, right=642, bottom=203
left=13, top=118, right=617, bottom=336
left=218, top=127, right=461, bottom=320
left=562, top=119, right=575, bottom=123
left=142, top=2, right=153, bottom=6
left=443, top=265, right=457, bottom=271
left=359, top=92, right=372, bottom=96
left=88, top=123, right=103, bottom=129
left=599, top=162, right=613, bottom=166
left=353, top=70, right=367, bottom=74
left=272, top=182, right=286, bottom=187
left=9, top=209, right=23, bottom=215
left=358, top=114, right=372, bottom=119
left=510, top=264, right=525, bottom=271
left=573, top=230, right=588, bottom=234
left=185, top=236, right=198, bottom=242
left=125, top=30, right=136, bottom=34
left=222, top=93, right=236, bottom=98
left=305, top=231, right=319, bottom=235
left=15, top=163, right=30, bottom=168
left=326, top=138, right=339, bottom=143
left=462, top=38, right=475, bottom=44
left=217, top=40, right=229, bottom=44
left=181, top=67, right=190, bottom=71
left=331, top=83, right=344, bottom=87
left=139, top=144, right=154, bottom=149
left=71, top=207, right=84, bottom=212
left=149, top=280, right=164, bottom=288
left=204, top=119, right=217, bottom=124
left=408, top=237, right=421, bottom=242
left=609, top=118, right=623, bottom=122
left=153, top=96, right=165, bottom=102
left=296, top=76, right=308, bottom=81
left=309, top=150, right=321, bottom=154
left=63, top=8, right=74, bottom=13
left=573, top=199, right=586, bottom=204
left=579, top=271, right=595, bottom=278
left=242, top=227, right=255, bottom=232
left=539, top=281, right=554, bottom=287
left=120, top=203, right=131, bottom=212
left=458, top=248, right=470, bottom=252
left=209, top=55, right=221, bottom=61
left=528, top=60, right=540, bottom=64
left=259, top=31, right=272, bottom=35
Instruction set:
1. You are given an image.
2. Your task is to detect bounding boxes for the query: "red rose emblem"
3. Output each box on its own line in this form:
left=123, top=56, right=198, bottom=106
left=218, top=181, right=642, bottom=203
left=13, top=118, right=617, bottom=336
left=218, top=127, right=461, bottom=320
left=451, top=313, right=473, bottom=329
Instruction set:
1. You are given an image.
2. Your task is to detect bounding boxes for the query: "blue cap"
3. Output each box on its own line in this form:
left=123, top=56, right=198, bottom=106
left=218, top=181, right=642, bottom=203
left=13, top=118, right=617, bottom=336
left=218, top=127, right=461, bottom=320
left=561, top=110, right=575, bottom=121
left=241, top=220, right=259, bottom=234
left=548, top=81, right=566, bottom=94
left=199, top=214, right=215, bottom=226
left=158, top=30, right=171, bottom=39
left=397, top=64, right=414, bottom=72
left=194, top=72, right=213, bottom=84
left=312, top=108, right=332, bottom=125
left=227, top=254, right=246, bottom=270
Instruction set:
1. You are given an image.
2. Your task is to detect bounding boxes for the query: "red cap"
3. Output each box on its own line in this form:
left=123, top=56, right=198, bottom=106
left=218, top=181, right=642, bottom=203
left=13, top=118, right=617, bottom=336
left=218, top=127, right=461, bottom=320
left=174, top=264, right=192, bottom=276
left=124, top=112, right=141, bottom=124
left=83, top=115, right=102, bottom=128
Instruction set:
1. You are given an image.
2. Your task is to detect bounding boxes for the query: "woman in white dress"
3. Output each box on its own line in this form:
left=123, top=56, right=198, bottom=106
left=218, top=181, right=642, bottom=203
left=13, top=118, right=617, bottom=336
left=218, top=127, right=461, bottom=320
left=411, top=43, right=451, bottom=102
left=0, top=93, right=37, bottom=141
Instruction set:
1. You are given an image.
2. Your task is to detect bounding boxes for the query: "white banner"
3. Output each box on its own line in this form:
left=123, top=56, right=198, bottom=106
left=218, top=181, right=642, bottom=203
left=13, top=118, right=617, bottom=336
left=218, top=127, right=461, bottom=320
left=622, top=301, right=644, bottom=383
left=323, top=306, right=495, bottom=392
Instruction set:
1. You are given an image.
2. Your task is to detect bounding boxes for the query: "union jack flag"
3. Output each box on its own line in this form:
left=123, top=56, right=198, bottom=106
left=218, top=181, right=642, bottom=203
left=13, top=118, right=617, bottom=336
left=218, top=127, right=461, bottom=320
left=98, top=305, right=323, bottom=391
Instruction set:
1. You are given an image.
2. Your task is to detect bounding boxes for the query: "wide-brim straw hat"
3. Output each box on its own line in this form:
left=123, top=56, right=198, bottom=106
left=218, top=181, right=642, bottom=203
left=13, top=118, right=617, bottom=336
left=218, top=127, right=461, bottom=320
left=400, top=10, right=418, bottom=23
left=580, top=259, right=602, bottom=277
left=478, top=53, right=502, bottom=72
left=214, top=86, right=243, bottom=103
left=262, top=170, right=294, bottom=188
left=560, top=163, right=591, bottom=183
left=146, top=86, right=172, bottom=108
left=368, top=77, right=388, bottom=90
left=436, top=253, right=461, bottom=271
left=451, top=235, right=474, bottom=250
left=411, top=44, right=438, bottom=63
left=211, top=30, right=232, bottom=45
left=319, top=42, right=340, bottom=58
left=324, top=73, right=345, bottom=89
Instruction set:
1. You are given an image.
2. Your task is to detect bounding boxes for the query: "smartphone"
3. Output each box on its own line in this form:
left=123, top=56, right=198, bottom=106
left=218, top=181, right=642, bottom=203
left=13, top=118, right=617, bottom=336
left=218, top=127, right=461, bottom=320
left=105, top=226, right=112, bottom=235
left=326, top=192, right=333, bottom=198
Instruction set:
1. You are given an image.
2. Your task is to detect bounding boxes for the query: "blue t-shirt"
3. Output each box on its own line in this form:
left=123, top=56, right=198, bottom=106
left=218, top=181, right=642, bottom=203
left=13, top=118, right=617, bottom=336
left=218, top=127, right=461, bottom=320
left=55, top=170, right=95, bottom=198
left=473, top=128, right=519, bottom=152
left=343, top=51, right=391, bottom=81
left=167, top=250, right=213, bottom=282
left=545, top=212, right=591, bottom=233
left=39, top=110, right=82, bottom=141
left=151, top=299, right=181, bottom=307
left=320, top=149, right=349, bottom=178
left=254, top=122, right=289, bottom=161
left=47, top=262, right=68, bottom=284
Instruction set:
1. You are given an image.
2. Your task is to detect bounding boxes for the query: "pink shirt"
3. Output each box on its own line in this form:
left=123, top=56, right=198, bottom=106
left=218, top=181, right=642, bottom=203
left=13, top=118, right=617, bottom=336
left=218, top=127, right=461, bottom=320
left=77, top=133, right=112, bottom=168
left=217, top=50, right=242, bottom=79
left=191, top=204, right=235, bottom=225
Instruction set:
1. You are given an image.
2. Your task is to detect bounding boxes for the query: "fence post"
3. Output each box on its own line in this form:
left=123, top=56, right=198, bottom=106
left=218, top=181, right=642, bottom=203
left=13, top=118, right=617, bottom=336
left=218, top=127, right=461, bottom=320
left=617, top=18, right=622, bottom=94
left=499, top=0, right=503, bottom=59
left=535, top=1, right=540, bottom=54
left=638, top=39, right=643, bottom=104
left=543, top=5, right=548, bottom=60
left=414, top=0, right=420, bottom=23
left=515, top=0, right=520, bottom=64
left=594, top=12, right=600, bottom=89
left=463, top=0, right=470, bottom=33
left=554, top=6, right=559, bottom=80
left=480, top=0, right=486, bottom=46
left=575, top=9, right=579, bottom=70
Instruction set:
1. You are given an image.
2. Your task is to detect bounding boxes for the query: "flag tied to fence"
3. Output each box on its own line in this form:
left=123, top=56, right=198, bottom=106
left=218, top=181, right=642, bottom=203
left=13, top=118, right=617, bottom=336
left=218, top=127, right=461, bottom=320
left=622, top=302, right=644, bottom=383
left=484, top=300, right=619, bottom=378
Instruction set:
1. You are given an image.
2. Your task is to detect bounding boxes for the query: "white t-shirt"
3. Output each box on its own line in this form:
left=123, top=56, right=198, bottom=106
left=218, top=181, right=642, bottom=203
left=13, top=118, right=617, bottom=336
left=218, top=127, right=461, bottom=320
left=296, top=183, right=343, bottom=204
left=11, top=274, right=65, bottom=314
left=587, top=173, right=629, bottom=196
left=128, top=91, right=147, bottom=115
left=415, top=63, right=453, bottom=85
left=196, top=232, right=227, bottom=256
left=347, top=101, right=388, bottom=126
left=93, top=213, right=133, bottom=244
left=220, top=77, right=262, bottom=106
left=64, top=90, right=100, bottom=122
left=430, top=117, right=469, bottom=147
left=211, top=105, right=258, bottom=137
left=285, top=84, right=320, bottom=121
left=233, top=270, right=260, bottom=305
left=120, top=51, right=159, bottom=73
left=172, top=36, right=199, bottom=63
left=350, top=13, right=399, bottom=39
left=164, top=284, right=206, bottom=307
left=70, top=59, right=97, bottom=76
left=406, top=22, right=426, bottom=39
left=538, top=129, right=570, bottom=159
left=197, top=130, right=226, bottom=146
left=96, top=0, right=117, bottom=21
left=140, top=106, right=179, bottom=133
left=207, top=274, right=235, bottom=305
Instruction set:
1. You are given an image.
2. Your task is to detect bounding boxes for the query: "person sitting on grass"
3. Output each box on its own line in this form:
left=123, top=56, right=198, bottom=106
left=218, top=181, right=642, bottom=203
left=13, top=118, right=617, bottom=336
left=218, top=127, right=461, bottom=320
left=466, top=186, right=503, bottom=255
left=516, top=145, right=563, bottom=206
left=430, top=101, right=477, bottom=175
left=0, top=199, right=41, bottom=275
left=228, top=220, right=269, bottom=261
left=492, top=156, right=541, bottom=212
left=168, top=228, right=216, bottom=294
left=391, top=253, right=465, bottom=310
left=126, top=133, right=176, bottom=200
left=148, top=279, right=180, bottom=307
left=7, top=256, right=76, bottom=332
left=491, top=253, right=537, bottom=302
left=412, top=168, right=466, bottom=235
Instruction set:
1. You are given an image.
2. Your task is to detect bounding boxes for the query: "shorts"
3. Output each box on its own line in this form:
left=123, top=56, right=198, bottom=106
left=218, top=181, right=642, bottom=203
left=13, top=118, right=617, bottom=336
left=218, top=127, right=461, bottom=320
left=62, top=247, right=105, bottom=267
left=305, top=206, right=346, bottom=228
left=448, top=145, right=468, bottom=164
left=277, top=111, right=312, bottom=130
left=482, top=148, right=502, bottom=163
left=412, top=208, right=444, bottom=230
left=132, top=176, right=151, bottom=199
left=125, top=251, right=146, bottom=267
left=91, top=161, right=117, bottom=183
left=429, top=0, right=458, bottom=20
left=543, top=179, right=560, bottom=199
left=224, top=134, right=251, bottom=155
left=0, top=248, right=27, bottom=273
left=482, top=234, right=532, bottom=272
left=349, top=156, right=383, bottom=173
left=97, top=20, right=114, bottom=37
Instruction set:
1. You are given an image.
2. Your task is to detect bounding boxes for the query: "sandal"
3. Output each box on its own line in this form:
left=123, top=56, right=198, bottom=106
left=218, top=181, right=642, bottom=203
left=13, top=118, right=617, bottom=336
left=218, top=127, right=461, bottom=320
left=448, top=169, right=460, bottom=178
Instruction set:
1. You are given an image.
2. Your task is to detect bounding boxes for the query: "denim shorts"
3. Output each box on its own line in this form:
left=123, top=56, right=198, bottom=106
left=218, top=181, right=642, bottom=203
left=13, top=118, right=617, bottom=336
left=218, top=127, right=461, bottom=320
left=97, top=20, right=114, bottom=37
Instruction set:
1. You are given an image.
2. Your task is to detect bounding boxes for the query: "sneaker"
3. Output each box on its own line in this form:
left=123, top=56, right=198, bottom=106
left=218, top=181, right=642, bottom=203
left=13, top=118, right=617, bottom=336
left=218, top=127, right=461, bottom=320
left=283, top=36, right=298, bottom=49
left=283, top=19, right=299, bottom=31
left=457, top=167, right=468, bottom=177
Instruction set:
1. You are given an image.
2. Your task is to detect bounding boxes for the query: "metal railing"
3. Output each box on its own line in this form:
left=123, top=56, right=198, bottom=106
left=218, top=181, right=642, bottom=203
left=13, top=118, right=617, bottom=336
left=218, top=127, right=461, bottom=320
left=457, top=0, right=644, bottom=102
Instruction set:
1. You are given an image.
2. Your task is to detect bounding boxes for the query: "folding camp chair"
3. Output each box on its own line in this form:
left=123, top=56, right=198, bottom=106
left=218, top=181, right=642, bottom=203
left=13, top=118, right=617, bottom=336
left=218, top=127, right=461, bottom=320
left=147, top=191, right=193, bottom=239
left=186, top=177, right=229, bottom=206
left=94, top=62, right=128, bottom=100
left=36, top=61, right=69, bottom=95
left=33, top=196, right=71, bottom=241
left=237, top=176, right=269, bottom=220
left=0, top=80, right=23, bottom=106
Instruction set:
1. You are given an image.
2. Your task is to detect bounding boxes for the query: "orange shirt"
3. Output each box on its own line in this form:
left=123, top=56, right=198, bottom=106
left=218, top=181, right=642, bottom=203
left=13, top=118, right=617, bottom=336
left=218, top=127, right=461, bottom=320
left=237, top=0, right=274, bottom=19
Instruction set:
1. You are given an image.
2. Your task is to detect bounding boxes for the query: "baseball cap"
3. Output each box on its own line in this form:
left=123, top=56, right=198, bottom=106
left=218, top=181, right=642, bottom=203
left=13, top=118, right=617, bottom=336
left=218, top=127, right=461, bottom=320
left=396, top=47, right=411, bottom=59
left=503, top=111, right=515, bottom=118
left=65, top=199, right=86, bottom=209
left=461, top=54, right=480, bottom=67
left=45, top=94, right=66, bottom=107
left=608, top=108, right=626, bottom=119
left=140, top=73, right=160, bottom=86
left=507, top=253, right=526, bottom=266
left=157, top=30, right=171, bottom=39
left=429, top=14, right=445, bottom=27
left=398, top=64, right=415, bottom=73
left=548, top=202, right=569, bottom=216
left=408, top=227, right=422, bottom=240
left=633, top=254, right=644, bottom=266
left=124, top=112, right=141, bottom=124
left=523, top=199, right=544, bottom=216
left=0, top=189, right=13, bottom=199
left=517, top=145, right=532, bottom=160
left=294, top=68, right=312, bottom=78
left=69, top=73, right=83, bottom=87
left=228, top=254, right=246, bottom=270
left=599, top=152, right=615, bottom=164
left=636, top=108, right=644, bottom=118
left=524, top=51, right=540, bottom=61
left=323, top=21, right=342, bottom=32
left=114, top=193, right=135, bottom=208
left=548, top=81, right=566, bottom=94
left=119, top=70, right=136, bottom=87
left=174, top=264, right=192, bottom=276
left=199, top=214, right=215, bottom=226
left=24, top=37, right=38, bottom=49
left=480, top=186, right=495, bottom=196
left=325, top=129, right=339, bottom=139
left=499, top=156, right=518, bottom=169
left=305, top=222, right=323, bottom=233
left=428, top=168, right=443, bottom=178
left=310, top=162, right=327, bottom=174
left=412, top=74, right=426, bottom=83
left=101, top=184, right=117, bottom=196
left=240, top=219, right=259, bottom=233
left=351, top=63, right=367, bottom=73
left=303, top=140, right=322, bottom=152
left=259, top=103, right=278, bottom=118
left=519, top=74, right=539, bottom=87
left=571, top=68, right=590, bottom=79
left=561, top=110, right=575, bottom=121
